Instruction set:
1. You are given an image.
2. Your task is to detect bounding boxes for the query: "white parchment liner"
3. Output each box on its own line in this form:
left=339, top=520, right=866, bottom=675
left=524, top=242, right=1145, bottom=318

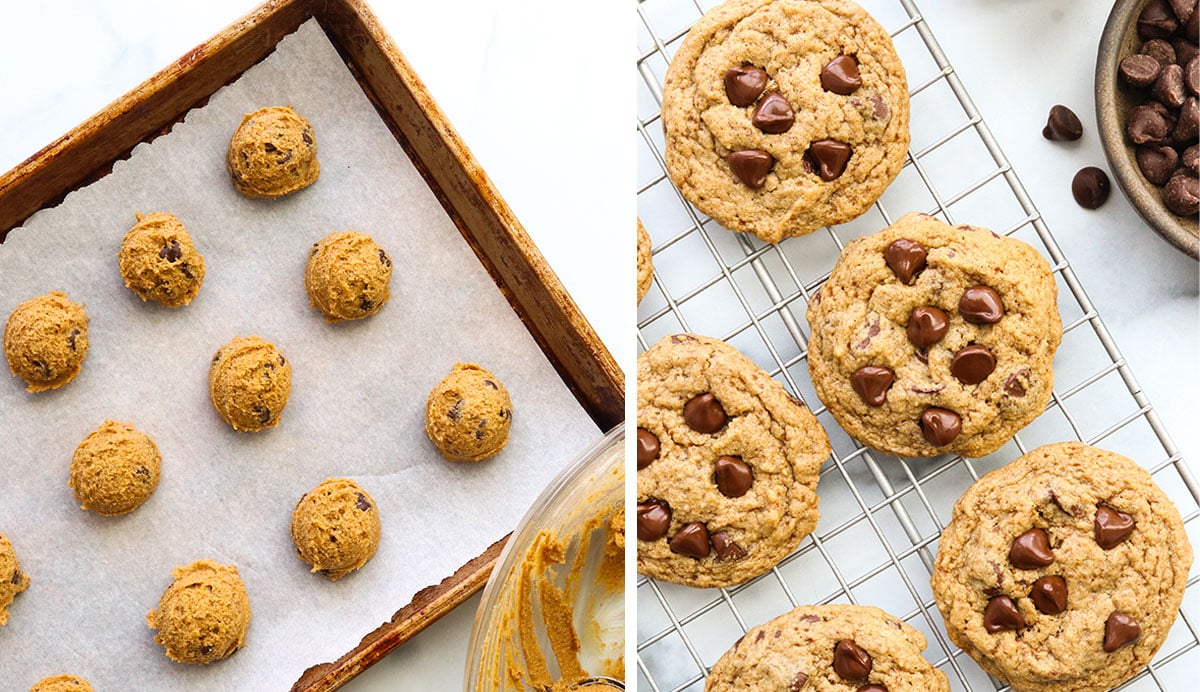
left=0, top=19, right=599, bottom=689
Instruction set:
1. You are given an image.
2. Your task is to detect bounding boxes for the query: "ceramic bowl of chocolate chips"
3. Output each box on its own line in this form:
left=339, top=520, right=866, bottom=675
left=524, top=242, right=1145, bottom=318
left=1097, top=0, right=1199, bottom=259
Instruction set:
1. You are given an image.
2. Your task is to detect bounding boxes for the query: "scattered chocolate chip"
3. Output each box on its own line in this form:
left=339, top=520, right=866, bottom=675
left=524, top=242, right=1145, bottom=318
left=356, top=493, right=371, bottom=511
left=1043, top=104, right=1083, bottom=141
left=920, top=408, right=961, bottom=446
left=447, top=399, right=463, bottom=421
left=1120, top=54, right=1162, bottom=87
left=1136, top=144, right=1181, bottom=184
left=983, top=595, right=1026, bottom=633
left=253, top=404, right=271, bottom=424
left=850, top=366, right=894, bottom=406
left=1009, top=528, right=1054, bottom=569
left=753, top=93, right=795, bottom=134
left=1164, top=170, right=1200, bottom=215
left=832, top=640, right=872, bottom=680
left=724, top=65, right=769, bottom=107
left=884, top=238, right=927, bottom=284
left=1139, top=0, right=1180, bottom=39
left=1029, top=575, right=1068, bottom=615
left=804, top=140, right=853, bottom=181
left=1104, top=612, right=1142, bottom=652
left=1004, top=369, right=1029, bottom=397
left=710, top=530, right=747, bottom=561
left=1094, top=504, right=1136, bottom=549
left=158, top=240, right=183, bottom=262
left=669, top=522, right=711, bottom=558
left=906, top=306, right=949, bottom=348
left=950, top=345, right=996, bottom=385
left=729, top=149, right=774, bottom=189
left=959, top=286, right=1005, bottom=324
left=379, top=249, right=392, bottom=267
left=714, top=456, right=754, bottom=497
left=1142, top=38, right=1178, bottom=66
left=1154, top=63, right=1188, bottom=108
left=1128, top=103, right=1174, bottom=144
left=684, top=392, right=728, bottom=433
left=637, top=428, right=660, bottom=469
left=1072, top=167, right=1112, bottom=209
left=821, top=55, right=862, bottom=95
left=789, top=671, right=809, bottom=691
left=636, top=501, right=672, bottom=541
left=67, top=328, right=79, bottom=352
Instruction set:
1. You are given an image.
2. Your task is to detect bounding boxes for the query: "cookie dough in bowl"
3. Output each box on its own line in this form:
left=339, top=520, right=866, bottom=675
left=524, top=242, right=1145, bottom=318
left=226, top=105, right=319, bottom=199
left=424, top=362, right=513, bottom=462
left=304, top=230, right=393, bottom=323
left=28, top=675, right=93, bottom=692
left=0, top=532, right=30, bottom=626
left=208, top=335, right=293, bottom=432
left=117, top=211, right=206, bottom=307
left=290, top=477, right=381, bottom=581
left=3, top=291, right=89, bottom=392
left=69, top=419, right=162, bottom=516
left=146, top=559, right=251, bottom=665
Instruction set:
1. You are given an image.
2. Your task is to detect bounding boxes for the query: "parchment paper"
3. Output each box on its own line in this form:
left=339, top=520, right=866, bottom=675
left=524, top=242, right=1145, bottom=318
left=0, top=19, right=600, bottom=689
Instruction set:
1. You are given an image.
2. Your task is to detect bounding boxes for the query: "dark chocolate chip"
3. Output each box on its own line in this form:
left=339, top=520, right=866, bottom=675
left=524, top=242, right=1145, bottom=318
left=920, top=408, right=962, bottom=446
left=1005, top=369, right=1029, bottom=397
left=1094, top=504, right=1136, bottom=549
left=869, top=92, right=889, bottom=120
left=1073, top=166, right=1112, bottom=209
left=636, top=501, right=672, bottom=541
left=789, top=671, right=809, bottom=691
left=1185, top=144, right=1200, bottom=173
left=724, top=65, right=768, bottom=107
left=714, top=456, right=753, bottom=498
left=1009, top=528, right=1054, bottom=569
left=1186, top=3, right=1200, bottom=41
left=669, top=522, right=710, bottom=558
left=1154, top=63, right=1188, bottom=108
left=906, top=306, right=949, bottom=348
left=1128, top=103, right=1174, bottom=145
left=359, top=295, right=374, bottom=312
left=11, top=570, right=22, bottom=585
left=832, top=640, right=872, bottom=681
left=279, top=150, right=294, bottom=164
left=1178, top=37, right=1200, bottom=66
left=1043, top=105, right=1083, bottom=141
left=447, top=399, right=463, bottom=422
left=1188, top=57, right=1200, bottom=95
left=710, top=530, right=747, bottom=561
left=356, top=493, right=371, bottom=511
left=379, top=249, right=392, bottom=267
left=30, top=359, right=50, bottom=380
left=959, top=286, right=1005, bottom=324
left=200, top=644, right=214, bottom=657
left=67, top=328, right=79, bottom=352
left=983, top=595, right=1026, bottom=633
left=1168, top=0, right=1197, bottom=23
left=1141, top=38, right=1177, bottom=66
left=1104, top=612, right=1141, bottom=652
left=850, top=366, right=894, bottom=407
left=263, top=142, right=277, bottom=153
left=302, top=129, right=314, bottom=146
left=158, top=240, right=183, bottom=262
left=135, top=465, right=151, bottom=481
left=951, top=344, right=996, bottom=384
left=821, top=55, right=862, bottom=95
left=1175, top=96, right=1199, bottom=142
left=474, top=419, right=488, bottom=439
left=1136, top=144, right=1181, bottom=185
left=310, top=243, right=320, bottom=256
left=753, top=93, right=795, bottom=134
left=483, top=379, right=498, bottom=390
left=1139, top=0, right=1179, bottom=39
left=253, top=405, right=271, bottom=424
left=1164, top=170, right=1200, bottom=215
left=804, top=139, right=853, bottom=181
left=636, top=427, right=660, bottom=469
left=884, top=238, right=927, bottom=284
left=1120, top=54, right=1162, bottom=87
left=179, top=263, right=194, bottom=280
left=684, top=392, right=728, bottom=434
left=1029, top=575, right=1068, bottom=615
left=729, top=149, right=774, bottom=189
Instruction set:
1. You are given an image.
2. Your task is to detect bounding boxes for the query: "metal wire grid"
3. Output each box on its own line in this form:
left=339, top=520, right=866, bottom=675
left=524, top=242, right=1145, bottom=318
left=634, top=1, right=1200, bottom=690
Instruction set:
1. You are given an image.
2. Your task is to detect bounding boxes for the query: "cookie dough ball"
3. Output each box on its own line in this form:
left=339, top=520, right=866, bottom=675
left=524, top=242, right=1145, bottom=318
left=146, top=559, right=251, bottom=665
left=290, top=478, right=382, bottom=581
left=208, top=335, right=292, bottom=432
left=0, top=533, right=30, bottom=626
left=69, top=420, right=161, bottom=516
left=117, top=212, right=206, bottom=307
left=304, top=231, right=393, bottom=323
left=424, top=363, right=513, bottom=462
left=226, top=106, right=319, bottom=199
left=637, top=219, right=653, bottom=304
left=3, top=291, right=89, bottom=392
left=29, top=675, right=93, bottom=692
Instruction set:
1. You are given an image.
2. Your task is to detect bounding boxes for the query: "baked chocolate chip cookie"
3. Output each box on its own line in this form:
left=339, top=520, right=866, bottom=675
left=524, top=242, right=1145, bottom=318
left=661, top=0, right=910, bottom=243
left=637, top=334, right=830, bottom=588
left=637, top=219, right=653, bottom=305
left=931, top=442, right=1193, bottom=692
left=706, top=604, right=950, bottom=691
left=806, top=212, right=1061, bottom=458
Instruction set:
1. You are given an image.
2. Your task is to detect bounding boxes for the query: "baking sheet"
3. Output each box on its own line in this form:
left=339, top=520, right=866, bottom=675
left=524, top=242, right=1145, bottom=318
left=0, top=19, right=598, bottom=689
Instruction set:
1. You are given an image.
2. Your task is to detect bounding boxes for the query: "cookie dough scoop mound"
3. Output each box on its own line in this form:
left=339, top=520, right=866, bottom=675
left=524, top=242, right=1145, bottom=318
left=424, top=363, right=513, bottom=462
left=226, top=106, right=319, bottom=199
left=291, top=478, right=381, bottom=580
left=0, top=532, right=30, bottom=626
left=208, top=335, right=292, bottom=432
left=117, top=212, right=205, bottom=307
left=304, top=230, right=393, bottom=322
left=29, top=675, right=93, bottom=692
left=707, top=604, right=949, bottom=691
left=146, top=559, right=251, bottom=665
left=69, top=420, right=161, bottom=516
left=3, top=291, right=89, bottom=392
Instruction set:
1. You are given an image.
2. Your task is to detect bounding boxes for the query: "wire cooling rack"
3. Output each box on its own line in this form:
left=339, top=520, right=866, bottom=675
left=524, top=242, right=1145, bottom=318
left=634, top=1, right=1200, bottom=690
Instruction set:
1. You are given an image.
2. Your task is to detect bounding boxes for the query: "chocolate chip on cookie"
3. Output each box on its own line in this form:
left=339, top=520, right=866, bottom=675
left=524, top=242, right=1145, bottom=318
left=636, top=427, right=660, bottom=469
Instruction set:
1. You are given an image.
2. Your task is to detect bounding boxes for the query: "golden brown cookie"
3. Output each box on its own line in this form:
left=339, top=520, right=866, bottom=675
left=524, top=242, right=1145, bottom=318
left=69, top=420, right=161, bottom=516
left=290, top=478, right=381, bottom=581
left=806, top=212, right=1061, bottom=458
left=208, top=335, right=293, bottom=432
left=226, top=106, right=319, bottom=199
left=3, top=291, right=89, bottom=392
left=117, top=212, right=206, bottom=307
left=706, top=605, right=949, bottom=690
left=304, top=230, right=393, bottom=323
left=662, top=0, right=910, bottom=242
left=28, top=675, right=93, bottom=692
left=0, top=532, right=29, bottom=626
left=637, top=219, right=653, bottom=304
left=424, top=363, right=513, bottom=462
left=146, top=559, right=251, bottom=665
left=931, top=442, right=1193, bottom=692
left=637, top=334, right=830, bottom=588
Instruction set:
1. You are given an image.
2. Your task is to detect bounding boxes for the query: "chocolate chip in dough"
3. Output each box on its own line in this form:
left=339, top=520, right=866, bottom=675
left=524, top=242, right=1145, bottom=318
left=920, top=408, right=962, bottom=446
left=1094, top=503, right=1136, bottom=549
left=1029, top=575, right=1068, bottom=615
left=729, top=149, right=774, bottom=189
left=669, top=522, right=711, bottom=558
left=883, top=238, right=927, bottom=284
left=637, top=428, right=660, bottom=469
left=1009, top=528, right=1054, bottom=569
left=832, top=640, right=872, bottom=680
left=725, top=65, right=768, bottom=107
left=850, top=366, right=894, bottom=407
left=959, top=286, right=1005, bottom=324
left=752, top=93, right=795, bottom=134
left=906, top=306, right=948, bottom=348
left=821, top=55, right=862, bottom=95
left=1104, top=612, right=1142, bottom=652
left=983, top=595, right=1026, bottom=633
left=683, top=392, right=728, bottom=433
